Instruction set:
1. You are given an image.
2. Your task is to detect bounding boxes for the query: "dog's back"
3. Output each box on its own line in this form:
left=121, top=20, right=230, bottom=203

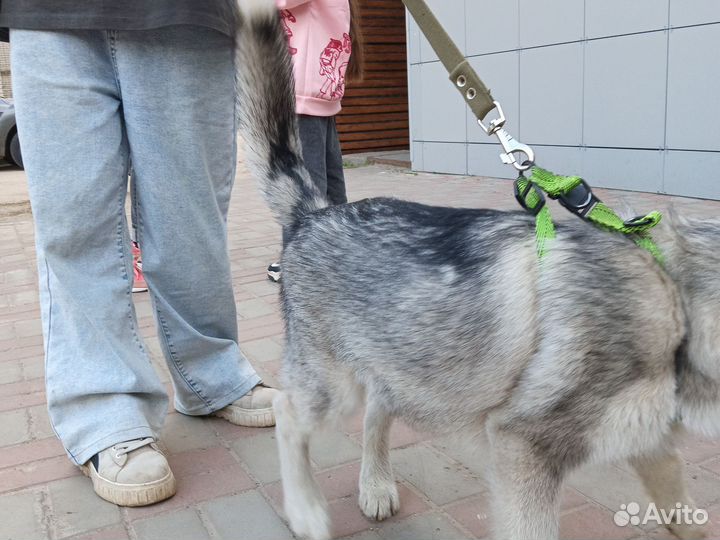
left=281, top=197, right=682, bottom=444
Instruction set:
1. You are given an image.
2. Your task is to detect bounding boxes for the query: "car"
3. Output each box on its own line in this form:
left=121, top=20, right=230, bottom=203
left=0, top=97, right=23, bottom=168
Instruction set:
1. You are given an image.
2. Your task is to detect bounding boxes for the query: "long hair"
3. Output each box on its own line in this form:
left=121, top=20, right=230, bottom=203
left=345, top=0, right=364, bottom=82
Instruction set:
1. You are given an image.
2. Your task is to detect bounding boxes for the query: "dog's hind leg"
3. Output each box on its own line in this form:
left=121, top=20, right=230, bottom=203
left=488, top=427, right=562, bottom=540
left=630, top=443, right=707, bottom=540
left=358, top=398, right=399, bottom=521
left=274, top=391, right=331, bottom=540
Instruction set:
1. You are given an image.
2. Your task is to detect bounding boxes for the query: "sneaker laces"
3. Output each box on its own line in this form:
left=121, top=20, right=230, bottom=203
left=111, top=437, right=154, bottom=458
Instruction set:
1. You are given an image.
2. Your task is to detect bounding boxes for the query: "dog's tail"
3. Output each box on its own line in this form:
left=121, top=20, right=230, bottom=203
left=232, top=0, right=328, bottom=229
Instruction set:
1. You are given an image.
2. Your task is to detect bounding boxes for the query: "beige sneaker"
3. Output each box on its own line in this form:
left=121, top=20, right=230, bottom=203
left=80, top=437, right=176, bottom=507
left=214, top=384, right=278, bottom=427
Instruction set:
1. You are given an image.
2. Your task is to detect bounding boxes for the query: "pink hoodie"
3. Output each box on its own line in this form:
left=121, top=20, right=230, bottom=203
left=276, top=0, right=352, bottom=116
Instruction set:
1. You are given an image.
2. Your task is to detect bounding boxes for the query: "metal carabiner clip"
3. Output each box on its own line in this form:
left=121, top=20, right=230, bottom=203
left=493, top=128, right=535, bottom=172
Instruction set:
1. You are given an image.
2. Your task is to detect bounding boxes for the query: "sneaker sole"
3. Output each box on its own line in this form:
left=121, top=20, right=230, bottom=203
left=132, top=287, right=148, bottom=293
left=214, top=405, right=275, bottom=427
left=80, top=464, right=176, bottom=507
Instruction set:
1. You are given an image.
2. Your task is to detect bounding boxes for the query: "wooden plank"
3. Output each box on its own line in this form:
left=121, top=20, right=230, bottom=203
left=342, top=138, right=410, bottom=151
left=339, top=0, right=410, bottom=154
left=336, top=112, right=409, bottom=123
left=339, top=103, right=408, bottom=115
left=337, top=120, right=409, bottom=133
left=339, top=128, right=408, bottom=142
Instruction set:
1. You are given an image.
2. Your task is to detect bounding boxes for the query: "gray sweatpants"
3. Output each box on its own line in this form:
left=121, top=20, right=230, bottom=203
left=282, top=114, right=347, bottom=245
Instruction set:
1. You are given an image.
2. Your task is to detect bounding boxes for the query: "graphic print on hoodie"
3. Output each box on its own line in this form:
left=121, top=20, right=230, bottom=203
left=277, top=0, right=352, bottom=116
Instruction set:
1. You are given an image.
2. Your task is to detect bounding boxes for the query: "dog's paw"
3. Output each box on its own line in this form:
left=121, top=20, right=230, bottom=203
left=667, top=522, right=707, bottom=540
left=287, top=500, right=331, bottom=540
left=359, top=482, right=400, bottom=521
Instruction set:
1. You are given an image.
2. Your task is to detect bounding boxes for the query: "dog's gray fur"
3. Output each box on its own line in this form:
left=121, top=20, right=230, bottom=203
left=231, top=2, right=719, bottom=538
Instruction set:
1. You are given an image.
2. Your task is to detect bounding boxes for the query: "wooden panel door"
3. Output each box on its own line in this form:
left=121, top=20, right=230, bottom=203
left=337, top=0, right=409, bottom=153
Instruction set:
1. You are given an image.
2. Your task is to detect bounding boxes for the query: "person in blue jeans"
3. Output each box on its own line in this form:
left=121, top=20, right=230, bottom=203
left=0, top=2, right=277, bottom=507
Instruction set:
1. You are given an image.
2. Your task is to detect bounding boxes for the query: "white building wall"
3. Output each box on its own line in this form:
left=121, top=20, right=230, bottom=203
left=406, top=0, right=720, bottom=199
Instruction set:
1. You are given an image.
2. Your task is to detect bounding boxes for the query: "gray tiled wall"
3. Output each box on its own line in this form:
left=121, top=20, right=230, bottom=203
left=406, top=1, right=720, bottom=199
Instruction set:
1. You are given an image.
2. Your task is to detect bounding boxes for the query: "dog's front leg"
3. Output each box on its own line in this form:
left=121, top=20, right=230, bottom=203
left=487, top=426, right=562, bottom=540
left=274, top=392, right=331, bottom=540
left=630, top=446, right=706, bottom=539
left=358, top=399, right=399, bottom=521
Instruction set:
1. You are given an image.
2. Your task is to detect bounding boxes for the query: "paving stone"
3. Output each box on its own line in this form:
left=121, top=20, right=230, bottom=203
left=231, top=429, right=282, bottom=483
left=204, top=415, right=267, bottom=442
left=569, top=461, right=720, bottom=517
left=202, top=490, right=294, bottom=540
left=375, top=512, right=470, bottom=540
left=132, top=298, right=155, bottom=320
left=0, top=437, right=65, bottom=469
left=0, top=390, right=46, bottom=412
left=49, top=476, right=122, bottom=539
left=0, top=408, right=31, bottom=447
left=126, top=447, right=254, bottom=520
left=391, top=446, right=485, bottom=506
left=701, top=457, right=720, bottom=476
left=240, top=337, right=284, bottom=363
left=14, top=318, right=42, bottom=338
left=560, top=487, right=594, bottom=512
left=161, top=413, right=221, bottom=454
left=0, top=358, right=22, bottom=384
left=679, top=432, right=720, bottom=464
left=235, top=298, right=276, bottom=319
left=443, top=494, right=492, bottom=539
left=326, top=483, right=430, bottom=539
left=0, top=323, right=15, bottom=341
left=241, top=280, right=279, bottom=298
left=682, top=463, right=720, bottom=508
left=559, top=504, right=641, bottom=540
left=133, top=508, right=210, bottom=540
left=21, top=358, right=45, bottom=380
left=0, top=377, right=44, bottom=398
left=2, top=268, right=35, bottom=286
left=567, top=464, right=651, bottom=514
left=264, top=459, right=429, bottom=537
left=430, top=438, right=492, bottom=481
left=339, top=531, right=381, bottom=540
left=0, top=491, right=47, bottom=540
left=310, top=430, right=362, bottom=468
left=63, top=526, right=130, bottom=540
left=387, top=421, right=429, bottom=449
left=0, top=455, right=80, bottom=494
left=0, top=344, right=43, bottom=362
left=28, top=405, right=55, bottom=440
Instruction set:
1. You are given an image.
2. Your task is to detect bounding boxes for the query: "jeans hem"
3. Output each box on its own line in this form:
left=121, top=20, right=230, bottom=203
left=175, top=372, right=262, bottom=416
left=69, top=425, right=156, bottom=466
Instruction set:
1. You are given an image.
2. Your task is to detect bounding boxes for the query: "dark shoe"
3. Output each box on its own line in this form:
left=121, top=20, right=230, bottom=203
left=267, top=262, right=282, bottom=283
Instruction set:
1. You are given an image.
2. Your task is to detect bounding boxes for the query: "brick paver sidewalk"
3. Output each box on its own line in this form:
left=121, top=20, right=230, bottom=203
left=2, top=161, right=720, bottom=540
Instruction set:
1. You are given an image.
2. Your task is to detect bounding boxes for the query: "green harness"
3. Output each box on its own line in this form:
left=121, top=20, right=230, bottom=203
left=515, top=168, right=664, bottom=263
left=402, top=0, right=664, bottom=263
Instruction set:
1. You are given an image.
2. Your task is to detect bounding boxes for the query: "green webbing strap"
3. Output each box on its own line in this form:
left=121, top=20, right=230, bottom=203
left=402, top=0, right=496, bottom=122
left=516, top=168, right=664, bottom=263
left=514, top=175, right=556, bottom=258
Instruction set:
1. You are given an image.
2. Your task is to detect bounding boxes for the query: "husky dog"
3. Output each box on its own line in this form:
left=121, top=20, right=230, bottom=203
left=230, top=1, right=719, bottom=538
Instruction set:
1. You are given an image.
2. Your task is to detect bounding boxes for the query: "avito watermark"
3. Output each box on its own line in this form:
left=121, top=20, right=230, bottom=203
left=614, top=502, right=708, bottom=527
